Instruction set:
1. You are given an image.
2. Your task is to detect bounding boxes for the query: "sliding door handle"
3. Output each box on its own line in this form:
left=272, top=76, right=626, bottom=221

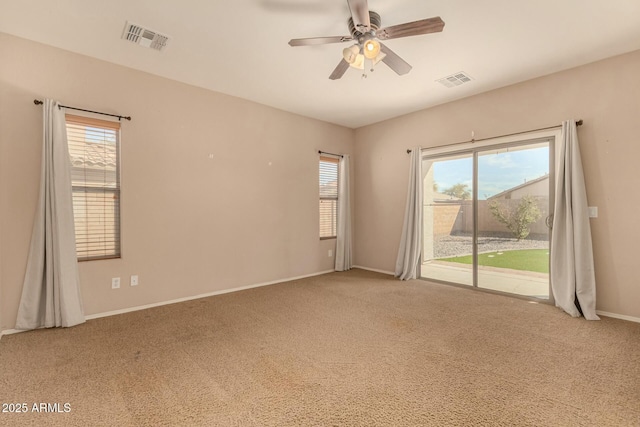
left=545, top=214, right=553, bottom=229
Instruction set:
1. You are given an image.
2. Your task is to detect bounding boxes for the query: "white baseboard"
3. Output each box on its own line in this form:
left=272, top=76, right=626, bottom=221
left=596, top=310, right=640, bottom=324
left=3, top=270, right=638, bottom=338
left=353, top=267, right=640, bottom=324
left=353, top=265, right=395, bottom=276
left=0, top=328, right=25, bottom=337
left=0, top=269, right=336, bottom=337
left=85, top=269, right=335, bottom=321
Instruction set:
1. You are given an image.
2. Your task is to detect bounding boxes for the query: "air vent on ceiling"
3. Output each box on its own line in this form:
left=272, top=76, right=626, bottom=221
left=436, top=72, right=473, bottom=88
left=122, top=21, right=170, bottom=51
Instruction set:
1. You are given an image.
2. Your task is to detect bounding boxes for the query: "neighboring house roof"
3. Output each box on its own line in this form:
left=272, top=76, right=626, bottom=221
left=488, top=175, right=548, bottom=200
left=69, top=142, right=117, bottom=169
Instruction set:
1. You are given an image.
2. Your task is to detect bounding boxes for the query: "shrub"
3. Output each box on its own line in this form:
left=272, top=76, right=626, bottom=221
left=489, top=195, right=542, bottom=240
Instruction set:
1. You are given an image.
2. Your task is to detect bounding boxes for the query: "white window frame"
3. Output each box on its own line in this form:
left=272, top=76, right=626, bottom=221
left=66, top=114, right=122, bottom=261
left=319, top=156, right=340, bottom=240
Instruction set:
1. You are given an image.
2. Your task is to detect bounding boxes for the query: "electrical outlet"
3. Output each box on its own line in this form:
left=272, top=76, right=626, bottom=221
left=588, top=206, right=598, bottom=218
left=328, top=249, right=333, bottom=257
left=111, top=277, right=121, bottom=289
left=130, top=275, right=139, bottom=286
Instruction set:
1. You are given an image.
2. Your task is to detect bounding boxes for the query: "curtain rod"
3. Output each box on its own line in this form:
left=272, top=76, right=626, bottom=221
left=33, top=99, right=132, bottom=121
left=318, top=150, right=343, bottom=158
left=406, top=120, right=583, bottom=154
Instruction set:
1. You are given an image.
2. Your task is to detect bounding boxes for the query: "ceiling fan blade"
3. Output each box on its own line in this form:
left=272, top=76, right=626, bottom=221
left=347, top=0, right=370, bottom=32
left=329, top=59, right=350, bottom=80
left=377, top=17, right=445, bottom=40
left=289, top=35, right=353, bottom=46
left=379, top=43, right=412, bottom=76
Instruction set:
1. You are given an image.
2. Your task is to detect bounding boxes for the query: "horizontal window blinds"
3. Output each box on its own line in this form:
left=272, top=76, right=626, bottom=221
left=66, top=114, right=121, bottom=261
left=319, top=156, right=339, bottom=239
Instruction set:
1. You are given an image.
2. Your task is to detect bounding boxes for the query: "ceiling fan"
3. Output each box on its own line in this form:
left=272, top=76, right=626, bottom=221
left=288, top=0, right=445, bottom=80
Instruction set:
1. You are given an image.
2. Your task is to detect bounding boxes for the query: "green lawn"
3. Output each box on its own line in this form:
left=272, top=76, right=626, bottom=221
left=438, top=249, right=549, bottom=274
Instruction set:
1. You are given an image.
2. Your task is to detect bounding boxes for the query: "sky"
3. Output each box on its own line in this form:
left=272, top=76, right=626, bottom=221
left=431, top=145, right=549, bottom=200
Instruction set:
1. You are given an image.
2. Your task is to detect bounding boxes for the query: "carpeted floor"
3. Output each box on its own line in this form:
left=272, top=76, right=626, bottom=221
left=1, top=269, right=639, bottom=426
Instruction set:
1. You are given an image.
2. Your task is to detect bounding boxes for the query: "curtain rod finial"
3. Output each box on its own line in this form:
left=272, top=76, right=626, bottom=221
left=407, top=149, right=412, bottom=154
left=34, top=99, right=43, bottom=105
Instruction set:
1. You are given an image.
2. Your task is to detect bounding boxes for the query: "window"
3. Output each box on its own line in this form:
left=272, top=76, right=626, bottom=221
left=319, top=156, right=339, bottom=239
left=66, top=115, right=121, bottom=261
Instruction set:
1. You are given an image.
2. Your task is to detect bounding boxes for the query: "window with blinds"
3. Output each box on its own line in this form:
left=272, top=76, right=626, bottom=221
left=319, top=156, right=339, bottom=239
left=66, top=114, right=121, bottom=261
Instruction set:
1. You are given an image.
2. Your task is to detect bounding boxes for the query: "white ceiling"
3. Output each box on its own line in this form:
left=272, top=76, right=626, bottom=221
left=2, top=0, right=640, bottom=128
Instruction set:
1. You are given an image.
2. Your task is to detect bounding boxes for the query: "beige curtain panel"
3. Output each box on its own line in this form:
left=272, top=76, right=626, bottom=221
left=395, top=147, right=423, bottom=280
left=550, top=120, right=599, bottom=320
left=15, top=99, right=85, bottom=329
left=335, top=154, right=352, bottom=271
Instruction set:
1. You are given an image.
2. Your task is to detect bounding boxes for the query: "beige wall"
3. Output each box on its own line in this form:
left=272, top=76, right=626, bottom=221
left=0, top=33, right=354, bottom=330
left=354, top=49, right=640, bottom=319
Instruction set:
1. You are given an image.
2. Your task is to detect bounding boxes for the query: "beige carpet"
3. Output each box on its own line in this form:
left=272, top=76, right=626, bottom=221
left=1, top=269, right=639, bottom=426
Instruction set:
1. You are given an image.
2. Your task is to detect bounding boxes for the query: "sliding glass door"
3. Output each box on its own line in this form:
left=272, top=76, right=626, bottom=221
left=421, top=138, right=553, bottom=300
left=422, top=152, right=474, bottom=286
left=476, top=142, right=551, bottom=298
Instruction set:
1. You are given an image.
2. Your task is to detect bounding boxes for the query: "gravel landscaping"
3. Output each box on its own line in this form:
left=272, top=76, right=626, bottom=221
left=434, top=234, right=549, bottom=258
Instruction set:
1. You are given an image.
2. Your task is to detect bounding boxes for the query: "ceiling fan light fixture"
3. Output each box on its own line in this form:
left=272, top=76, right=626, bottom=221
left=349, top=53, right=365, bottom=69
left=342, top=44, right=360, bottom=64
left=363, top=39, right=380, bottom=59
left=372, top=51, right=386, bottom=66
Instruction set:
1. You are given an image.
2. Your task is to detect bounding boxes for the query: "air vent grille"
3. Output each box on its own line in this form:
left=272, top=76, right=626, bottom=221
left=436, top=72, right=473, bottom=88
left=125, top=24, right=143, bottom=43
left=122, top=21, right=170, bottom=51
left=150, top=34, right=169, bottom=51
